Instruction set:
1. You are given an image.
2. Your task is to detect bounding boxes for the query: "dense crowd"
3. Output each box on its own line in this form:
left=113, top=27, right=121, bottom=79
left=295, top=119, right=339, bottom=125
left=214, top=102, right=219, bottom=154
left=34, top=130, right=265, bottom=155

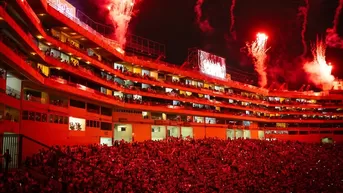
left=1, top=138, right=343, bottom=192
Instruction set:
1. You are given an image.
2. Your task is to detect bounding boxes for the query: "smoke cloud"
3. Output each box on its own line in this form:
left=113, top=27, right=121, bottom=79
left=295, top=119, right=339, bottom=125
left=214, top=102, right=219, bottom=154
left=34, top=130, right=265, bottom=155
left=303, top=38, right=335, bottom=89
left=298, top=0, right=309, bottom=57
left=325, top=0, right=343, bottom=48
left=195, top=0, right=214, bottom=33
left=229, top=0, right=237, bottom=40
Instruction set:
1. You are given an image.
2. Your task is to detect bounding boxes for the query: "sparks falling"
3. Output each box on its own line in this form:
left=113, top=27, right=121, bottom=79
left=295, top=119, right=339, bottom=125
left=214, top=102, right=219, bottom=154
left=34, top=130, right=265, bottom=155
left=107, top=0, right=135, bottom=47
left=298, top=0, right=309, bottom=57
left=303, top=38, right=335, bottom=89
left=326, top=0, right=343, bottom=48
left=230, top=0, right=237, bottom=40
left=195, top=0, right=213, bottom=33
left=246, top=33, right=270, bottom=88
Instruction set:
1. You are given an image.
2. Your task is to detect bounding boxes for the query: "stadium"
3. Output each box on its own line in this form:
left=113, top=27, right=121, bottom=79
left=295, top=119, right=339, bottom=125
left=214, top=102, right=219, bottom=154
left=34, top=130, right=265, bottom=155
left=0, top=0, right=343, bottom=192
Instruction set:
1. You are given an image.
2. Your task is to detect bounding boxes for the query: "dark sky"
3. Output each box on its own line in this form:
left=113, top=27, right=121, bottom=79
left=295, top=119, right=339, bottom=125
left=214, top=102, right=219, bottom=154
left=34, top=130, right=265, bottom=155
left=69, top=0, right=343, bottom=89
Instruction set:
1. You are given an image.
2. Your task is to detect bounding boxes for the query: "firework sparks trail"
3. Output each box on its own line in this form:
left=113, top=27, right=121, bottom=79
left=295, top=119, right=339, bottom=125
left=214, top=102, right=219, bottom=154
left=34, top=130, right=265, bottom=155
left=298, top=0, right=309, bottom=57
left=303, top=38, right=335, bottom=89
left=107, top=0, right=135, bottom=47
left=246, top=33, right=270, bottom=88
left=326, top=0, right=343, bottom=48
left=230, top=0, right=237, bottom=40
left=195, top=0, right=214, bottom=33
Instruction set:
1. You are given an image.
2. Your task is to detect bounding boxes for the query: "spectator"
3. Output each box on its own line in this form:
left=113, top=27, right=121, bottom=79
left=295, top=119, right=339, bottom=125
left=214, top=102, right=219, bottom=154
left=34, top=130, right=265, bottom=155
left=1, top=139, right=343, bottom=192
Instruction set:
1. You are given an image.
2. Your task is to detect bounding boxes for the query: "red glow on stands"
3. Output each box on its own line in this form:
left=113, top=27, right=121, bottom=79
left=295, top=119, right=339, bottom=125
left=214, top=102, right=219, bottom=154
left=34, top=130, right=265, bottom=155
left=303, top=38, right=335, bottom=89
left=246, top=32, right=270, bottom=88
left=106, top=0, right=135, bottom=47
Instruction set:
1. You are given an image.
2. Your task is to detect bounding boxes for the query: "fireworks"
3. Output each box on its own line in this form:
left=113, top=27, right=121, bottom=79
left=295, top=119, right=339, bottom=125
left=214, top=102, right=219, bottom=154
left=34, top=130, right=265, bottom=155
left=195, top=0, right=213, bottom=33
left=230, top=0, right=237, bottom=40
left=298, top=0, right=309, bottom=57
left=107, top=0, right=135, bottom=47
left=303, top=38, right=335, bottom=89
left=326, top=0, right=343, bottom=48
left=246, top=33, right=270, bottom=88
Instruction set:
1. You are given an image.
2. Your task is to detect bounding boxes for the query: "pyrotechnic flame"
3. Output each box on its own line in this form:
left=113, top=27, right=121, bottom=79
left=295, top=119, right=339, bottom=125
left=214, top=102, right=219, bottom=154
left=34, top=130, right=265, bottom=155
left=229, top=0, right=236, bottom=40
left=107, top=0, right=135, bottom=47
left=326, top=0, right=343, bottom=48
left=195, top=0, right=214, bottom=33
left=298, top=0, right=309, bottom=57
left=303, top=38, right=335, bottom=89
left=246, top=33, right=270, bottom=88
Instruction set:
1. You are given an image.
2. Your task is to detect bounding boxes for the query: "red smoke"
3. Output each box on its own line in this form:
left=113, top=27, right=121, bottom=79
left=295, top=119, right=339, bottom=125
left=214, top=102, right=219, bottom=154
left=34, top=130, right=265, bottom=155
left=298, top=0, right=309, bottom=57
left=229, top=0, right=237, bottom=40
left=246, top=33, right=270, bottom=88
left=195, top=0, right=214, bottom=33
left=325, top=0, right=343, bottom=48
left=303, top=38, right=335, bottom=89
left=106, top=0, right=136, bottom=48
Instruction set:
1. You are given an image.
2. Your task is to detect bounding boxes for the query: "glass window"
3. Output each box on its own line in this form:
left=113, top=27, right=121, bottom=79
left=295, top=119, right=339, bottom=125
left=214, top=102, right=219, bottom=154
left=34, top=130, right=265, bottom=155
left=22, top=111, right=28, bottom=120
left=29, top=112, right=35, bottom=121
left=42, top=114, right=47, bottom=122
left=59, top=116, right=63, bottom=124
left=49, top=114, right=54, bottom=123
left=35, top=112, right=41, bottom=122
left=64, top=116, right=68, bottom=124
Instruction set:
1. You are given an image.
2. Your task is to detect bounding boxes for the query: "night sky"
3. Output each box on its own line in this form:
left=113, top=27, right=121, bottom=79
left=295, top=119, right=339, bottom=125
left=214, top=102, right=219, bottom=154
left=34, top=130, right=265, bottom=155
left=69, top=0, right=343, bottom=89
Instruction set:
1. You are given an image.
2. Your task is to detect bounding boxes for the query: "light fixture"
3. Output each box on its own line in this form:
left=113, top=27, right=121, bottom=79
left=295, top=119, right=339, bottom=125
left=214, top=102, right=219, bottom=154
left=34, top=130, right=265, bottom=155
left=36, top=35, right=43, bottom=39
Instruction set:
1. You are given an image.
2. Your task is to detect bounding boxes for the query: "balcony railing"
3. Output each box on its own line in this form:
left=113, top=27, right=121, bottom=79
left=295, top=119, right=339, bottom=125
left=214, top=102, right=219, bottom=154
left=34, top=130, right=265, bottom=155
left=46, top=0, right=165, bottom=58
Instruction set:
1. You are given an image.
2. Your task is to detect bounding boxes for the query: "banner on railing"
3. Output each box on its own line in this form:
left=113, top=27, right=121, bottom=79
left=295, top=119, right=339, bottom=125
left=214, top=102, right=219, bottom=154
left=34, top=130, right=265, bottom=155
left=69, top=117, right=85, bottom=131
left=48, top=0, right=76, bottom=18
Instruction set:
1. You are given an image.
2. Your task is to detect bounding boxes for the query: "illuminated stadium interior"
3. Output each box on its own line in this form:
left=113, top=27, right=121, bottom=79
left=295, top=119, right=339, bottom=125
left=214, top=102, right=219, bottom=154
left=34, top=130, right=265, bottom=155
left=0, top=0, right=343, bottom=191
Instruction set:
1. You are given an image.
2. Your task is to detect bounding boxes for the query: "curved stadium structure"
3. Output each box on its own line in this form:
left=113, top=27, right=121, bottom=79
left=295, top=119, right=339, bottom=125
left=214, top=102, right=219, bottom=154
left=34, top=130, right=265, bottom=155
left=0, top=0, right=343, bottom=148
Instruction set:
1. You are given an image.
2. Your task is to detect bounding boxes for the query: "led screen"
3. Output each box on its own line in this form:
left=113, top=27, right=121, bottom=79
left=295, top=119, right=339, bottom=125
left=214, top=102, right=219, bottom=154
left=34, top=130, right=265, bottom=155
left=48, top=0, right=76, bottom=18
left=199, top=50, right=226, bottom=79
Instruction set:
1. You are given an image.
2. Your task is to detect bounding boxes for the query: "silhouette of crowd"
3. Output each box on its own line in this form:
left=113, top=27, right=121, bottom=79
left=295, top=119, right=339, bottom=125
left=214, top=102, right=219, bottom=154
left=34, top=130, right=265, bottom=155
left=1, top=138, right=343, bottom=192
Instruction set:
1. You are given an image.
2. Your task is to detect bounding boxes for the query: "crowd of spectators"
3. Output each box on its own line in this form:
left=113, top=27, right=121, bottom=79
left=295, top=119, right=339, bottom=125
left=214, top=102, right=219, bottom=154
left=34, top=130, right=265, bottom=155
left=1, top=138, right=343, bottom=192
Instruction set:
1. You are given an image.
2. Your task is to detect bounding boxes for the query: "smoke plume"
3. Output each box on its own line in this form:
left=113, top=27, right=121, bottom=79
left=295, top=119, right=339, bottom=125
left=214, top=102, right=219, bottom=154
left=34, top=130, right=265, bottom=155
left=195, top=0, right=214, bottom=33
left=326, top=0, right=343, bottom=48
left=298, top=0, right=309, bottom=57
left=229, top=0, right=237, bottom=40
